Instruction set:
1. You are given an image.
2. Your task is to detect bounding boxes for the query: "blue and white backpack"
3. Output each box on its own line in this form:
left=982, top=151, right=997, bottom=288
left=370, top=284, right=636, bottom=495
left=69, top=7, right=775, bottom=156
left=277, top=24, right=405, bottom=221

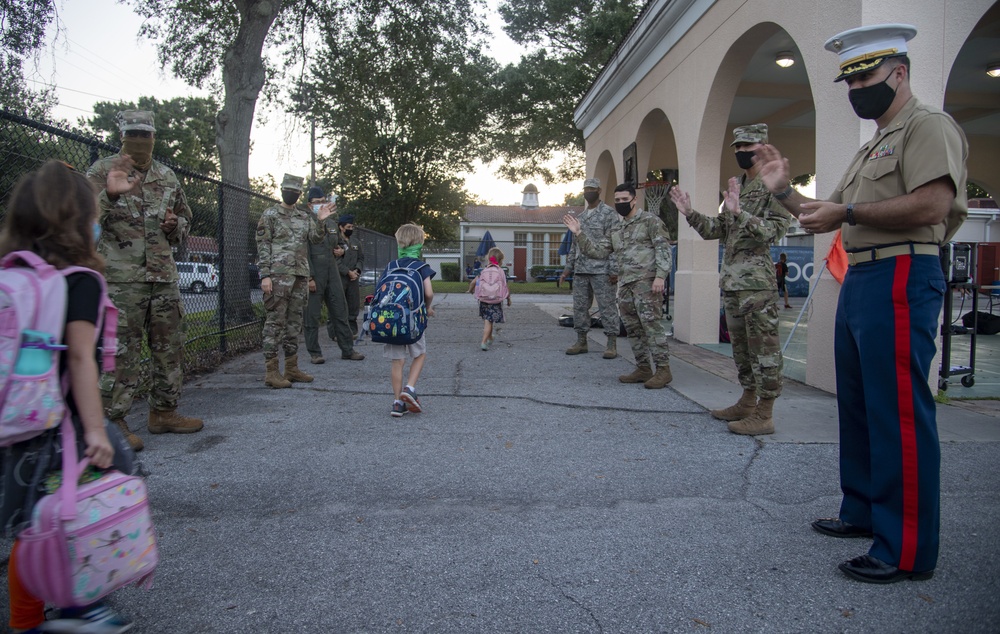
left=0, top=251, right=118, bottom=446
left=364, top=259, right=430, bottom=345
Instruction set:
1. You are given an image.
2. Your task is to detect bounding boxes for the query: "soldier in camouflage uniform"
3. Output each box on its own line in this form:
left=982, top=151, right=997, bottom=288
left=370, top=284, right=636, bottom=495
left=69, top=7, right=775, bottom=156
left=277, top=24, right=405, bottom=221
left=564, top=183, right=674, bottom=388
left=670, top=124, right=792, bottom=436
left=561, top=177, right=620, bottom=358
left=336, top=214, right=365, bottom=337
left=302, top=186, right=364, bottom=364
left=87, top=110, right=204, bottom=452
left=257, top=174, right=328, bottom=387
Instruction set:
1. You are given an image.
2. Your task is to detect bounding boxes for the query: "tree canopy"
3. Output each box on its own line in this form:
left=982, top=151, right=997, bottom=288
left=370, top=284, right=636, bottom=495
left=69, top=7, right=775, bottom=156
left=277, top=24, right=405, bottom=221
left=308, top=0, right=495, bottom=240
left=489, top=0, right=642, bottom=184
left=0, top=0, right=57, bottom=117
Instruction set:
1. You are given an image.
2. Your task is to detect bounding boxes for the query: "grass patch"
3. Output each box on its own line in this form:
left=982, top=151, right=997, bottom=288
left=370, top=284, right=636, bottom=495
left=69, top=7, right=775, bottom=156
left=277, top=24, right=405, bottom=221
left=432, top=280, right=572, bottom=295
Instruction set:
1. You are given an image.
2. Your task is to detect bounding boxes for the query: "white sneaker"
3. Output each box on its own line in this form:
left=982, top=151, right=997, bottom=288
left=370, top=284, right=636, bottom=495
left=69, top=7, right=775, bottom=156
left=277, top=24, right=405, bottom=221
left=40, top=604, right=133, bottom=634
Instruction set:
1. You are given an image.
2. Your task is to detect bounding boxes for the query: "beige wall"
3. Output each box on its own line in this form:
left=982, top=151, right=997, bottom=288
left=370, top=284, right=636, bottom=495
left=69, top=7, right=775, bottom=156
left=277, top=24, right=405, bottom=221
left=580, top=0, right=996, bottom=393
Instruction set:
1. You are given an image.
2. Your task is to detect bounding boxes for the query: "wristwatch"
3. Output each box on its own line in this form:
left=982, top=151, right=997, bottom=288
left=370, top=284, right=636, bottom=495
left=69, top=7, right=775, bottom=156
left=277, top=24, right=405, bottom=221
left=845, top=204, right=857, bottom=226
left=774, top=185, right=794, bottom=200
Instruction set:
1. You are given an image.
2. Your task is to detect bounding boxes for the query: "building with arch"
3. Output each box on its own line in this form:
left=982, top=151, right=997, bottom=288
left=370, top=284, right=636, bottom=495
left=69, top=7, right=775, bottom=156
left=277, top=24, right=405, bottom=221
left=576, top=0, right=1000, bottom=391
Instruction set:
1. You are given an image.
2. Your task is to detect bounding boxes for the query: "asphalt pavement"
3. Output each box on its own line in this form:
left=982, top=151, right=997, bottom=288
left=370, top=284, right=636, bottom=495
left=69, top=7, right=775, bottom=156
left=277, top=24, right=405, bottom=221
left=3, top=292, right=999, bottom=633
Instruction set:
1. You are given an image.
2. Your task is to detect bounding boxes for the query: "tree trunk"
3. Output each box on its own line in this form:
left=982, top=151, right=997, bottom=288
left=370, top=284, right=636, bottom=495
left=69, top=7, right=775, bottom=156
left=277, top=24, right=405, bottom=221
left=216, top=1, right=282, bottom=325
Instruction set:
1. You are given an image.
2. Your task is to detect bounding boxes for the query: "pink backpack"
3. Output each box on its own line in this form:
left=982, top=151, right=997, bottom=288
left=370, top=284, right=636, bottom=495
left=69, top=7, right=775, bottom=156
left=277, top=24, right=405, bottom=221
left=0, top=251, right=118, bottom=447
left=474, top=265, right=508, bottom=304
left=16, top=417, right=159, bottom=606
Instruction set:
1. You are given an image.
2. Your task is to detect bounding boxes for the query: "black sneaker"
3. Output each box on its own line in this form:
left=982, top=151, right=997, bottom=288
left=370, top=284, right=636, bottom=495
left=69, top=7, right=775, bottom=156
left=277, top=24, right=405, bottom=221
left=391, top=401, right=408, bottom=418
left=401, top=387, right=422, bottom=413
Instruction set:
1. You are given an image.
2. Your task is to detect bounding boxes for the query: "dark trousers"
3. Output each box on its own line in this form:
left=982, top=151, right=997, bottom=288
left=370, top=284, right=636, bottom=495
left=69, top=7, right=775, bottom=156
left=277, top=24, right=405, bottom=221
left=835, top=253, right=943, bottom=572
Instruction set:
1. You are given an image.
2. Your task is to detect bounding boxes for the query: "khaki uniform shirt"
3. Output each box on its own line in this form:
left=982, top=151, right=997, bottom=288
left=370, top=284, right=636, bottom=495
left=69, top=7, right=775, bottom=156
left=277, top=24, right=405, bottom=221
left=577, top=209, right=672, bottom=286
left=256, top=204, right=325, bottom=278
left=87, top=157, right=190, bottom=283
left=686, top=173, right=791, bottom=291
left=830, top=97, right=968, bottom=250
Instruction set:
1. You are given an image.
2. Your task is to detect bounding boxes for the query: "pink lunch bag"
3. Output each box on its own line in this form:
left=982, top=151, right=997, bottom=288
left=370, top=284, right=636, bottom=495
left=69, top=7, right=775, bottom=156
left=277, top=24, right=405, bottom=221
left=16, top=416, right=159, bottom=607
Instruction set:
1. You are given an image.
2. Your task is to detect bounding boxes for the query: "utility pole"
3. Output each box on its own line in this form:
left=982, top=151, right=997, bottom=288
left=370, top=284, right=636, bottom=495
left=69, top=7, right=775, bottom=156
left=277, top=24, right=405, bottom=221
left=310, top=117, right=316, bottom=186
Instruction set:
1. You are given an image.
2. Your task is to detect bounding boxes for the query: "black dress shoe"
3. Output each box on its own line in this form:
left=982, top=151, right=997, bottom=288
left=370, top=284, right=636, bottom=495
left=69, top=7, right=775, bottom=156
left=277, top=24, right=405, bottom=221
left=811, top=517, right=873, bottom=538
left=839, top=554, right=934, bottom=584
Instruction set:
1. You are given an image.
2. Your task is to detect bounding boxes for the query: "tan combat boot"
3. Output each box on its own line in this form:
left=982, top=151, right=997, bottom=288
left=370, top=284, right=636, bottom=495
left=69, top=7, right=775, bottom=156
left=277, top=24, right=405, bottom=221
left=283, top=354, right=314, bottom=383
left=265, top=357, right=291, bottom=389
left=111, top=418, right=143, bottom=452
left=710, top=389, right=757, bottom=421
left=643, top=365, right=673, bottom=389
left=619, top=364, right=653, bottom=383
left=148, top=409, right=204, bottom=434
left=602, top=335, right=618, bottom=359
left=566, top=333, right=588, bottom=355
left=728, top=397, right=775, bottom=435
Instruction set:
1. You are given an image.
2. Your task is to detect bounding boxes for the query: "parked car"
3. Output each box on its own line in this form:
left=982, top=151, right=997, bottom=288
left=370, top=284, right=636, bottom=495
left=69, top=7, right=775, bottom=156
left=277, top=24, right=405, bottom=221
left=359, top=269, right=378, bottom=286
left=176, top=262, right=219, bottom=294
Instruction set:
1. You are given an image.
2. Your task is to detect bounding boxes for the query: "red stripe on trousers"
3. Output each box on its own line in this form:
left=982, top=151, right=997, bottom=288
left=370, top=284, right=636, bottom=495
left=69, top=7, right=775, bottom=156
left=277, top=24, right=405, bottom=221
left=892, top=255, right=918, bottom=571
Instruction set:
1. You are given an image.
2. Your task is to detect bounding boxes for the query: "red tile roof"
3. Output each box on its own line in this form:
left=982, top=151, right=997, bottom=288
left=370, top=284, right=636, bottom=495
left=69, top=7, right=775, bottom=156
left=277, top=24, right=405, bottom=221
left=463, top=205, right=582, bottom=224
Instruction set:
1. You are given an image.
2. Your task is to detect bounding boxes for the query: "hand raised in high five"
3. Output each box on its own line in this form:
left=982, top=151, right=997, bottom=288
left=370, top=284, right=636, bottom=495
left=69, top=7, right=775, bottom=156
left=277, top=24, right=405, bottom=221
left=106, top=154, right=137, bottom=196
left=754, top=144, right=792, bottom=195
left=669, top=186, right=692, bottom=217
left=722, top=177, right=741, bottom=216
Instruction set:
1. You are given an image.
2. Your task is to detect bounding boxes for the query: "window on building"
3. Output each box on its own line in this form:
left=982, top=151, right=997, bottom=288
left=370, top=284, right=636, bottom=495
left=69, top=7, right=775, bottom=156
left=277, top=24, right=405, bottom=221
left=531, top=233, right=545, bottom=266
left=549, top=233, right=563, bottom=265
left=514, top=232, right=527, bottom=247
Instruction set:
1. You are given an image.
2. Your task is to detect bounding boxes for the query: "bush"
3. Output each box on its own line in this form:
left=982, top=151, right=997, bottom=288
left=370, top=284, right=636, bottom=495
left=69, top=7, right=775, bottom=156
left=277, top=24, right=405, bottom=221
left=530, top=265, right=547, bottom=279
left=440, top=262, right=460, bottom=282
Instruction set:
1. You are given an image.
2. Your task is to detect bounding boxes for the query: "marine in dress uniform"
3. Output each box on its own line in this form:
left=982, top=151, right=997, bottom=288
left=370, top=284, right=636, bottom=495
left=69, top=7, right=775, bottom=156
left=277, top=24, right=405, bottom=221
left=756, top=24, right=968, bottom=583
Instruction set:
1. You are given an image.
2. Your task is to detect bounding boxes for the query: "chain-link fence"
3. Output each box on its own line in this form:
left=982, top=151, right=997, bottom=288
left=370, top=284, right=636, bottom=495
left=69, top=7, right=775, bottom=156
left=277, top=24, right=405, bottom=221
left=0, top=109, right=277, bottom=388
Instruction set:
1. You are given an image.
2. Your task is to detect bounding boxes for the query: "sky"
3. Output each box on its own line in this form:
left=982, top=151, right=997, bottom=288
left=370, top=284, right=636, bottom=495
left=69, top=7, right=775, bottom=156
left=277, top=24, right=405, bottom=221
left=31, top=0, right=578, bottom=206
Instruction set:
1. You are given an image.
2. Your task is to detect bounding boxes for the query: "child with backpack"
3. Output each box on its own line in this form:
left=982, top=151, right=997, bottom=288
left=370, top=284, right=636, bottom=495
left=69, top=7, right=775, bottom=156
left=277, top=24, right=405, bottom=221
left=467, top=247, right=511, bottom=351
left=370, top=224, right=436, bottom=418
left=1, top=161, right=137, bottom=633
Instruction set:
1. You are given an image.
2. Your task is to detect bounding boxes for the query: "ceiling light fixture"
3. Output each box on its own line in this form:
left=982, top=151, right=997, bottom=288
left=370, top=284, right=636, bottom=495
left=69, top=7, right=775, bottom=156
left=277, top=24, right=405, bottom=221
left=775, top=51, right=795, bottom=68
left=987, top=63, right=1000, bottom=78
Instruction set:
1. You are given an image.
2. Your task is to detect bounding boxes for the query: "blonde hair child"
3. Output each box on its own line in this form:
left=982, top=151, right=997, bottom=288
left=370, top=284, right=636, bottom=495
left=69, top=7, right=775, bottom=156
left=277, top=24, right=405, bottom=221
left=468, top=247, right=511, bottom=350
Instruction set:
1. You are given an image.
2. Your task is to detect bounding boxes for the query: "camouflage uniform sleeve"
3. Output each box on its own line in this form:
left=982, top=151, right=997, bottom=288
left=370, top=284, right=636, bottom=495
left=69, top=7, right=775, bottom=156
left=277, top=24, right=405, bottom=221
left=308, top=212, right=325, bottom=245
left=649, top=216, right=673, bottom=279
left=685, top=209, right=724, bottom=240
left=575, top=230, right=612, bottom=261
left=356, top=238, right=365, bottom=273
left=164, top=182, right=191, bottom=246
left=256, top=212, right=274, bottom=279
left=602, top=206, right=618, bottom=274
left=733, top=195, right=791, bottom=243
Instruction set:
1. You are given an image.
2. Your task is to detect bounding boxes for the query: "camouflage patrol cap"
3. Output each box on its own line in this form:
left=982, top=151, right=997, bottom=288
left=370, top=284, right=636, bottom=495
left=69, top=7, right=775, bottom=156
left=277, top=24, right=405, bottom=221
left=280, top=173, right=304, bottom=191
left=583, top=178, right=601, bottom=189
left=116, top=110, right=155, bottom=133
left=730, top=124, right=768, bottom=147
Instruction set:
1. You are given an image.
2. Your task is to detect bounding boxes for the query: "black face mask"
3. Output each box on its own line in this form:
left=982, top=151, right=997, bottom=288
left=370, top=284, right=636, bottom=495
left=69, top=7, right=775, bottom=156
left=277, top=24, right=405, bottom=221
left=614, top=200, right=633, bottom=217
left=735, top=151, right=756, bottom=170
left=342, top=229, right=353, bottom=238
left=282, top=191, right=300, bottom=205
left=583, top=191, right=600, bottom=204
left=848, top=71, right=897, bottom=120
